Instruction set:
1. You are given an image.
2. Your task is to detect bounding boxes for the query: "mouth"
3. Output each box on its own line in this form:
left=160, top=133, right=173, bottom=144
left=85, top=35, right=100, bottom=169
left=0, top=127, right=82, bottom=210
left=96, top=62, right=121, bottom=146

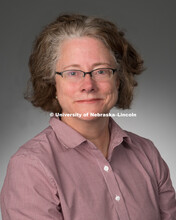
left=76, top=98, right=103, bottom=103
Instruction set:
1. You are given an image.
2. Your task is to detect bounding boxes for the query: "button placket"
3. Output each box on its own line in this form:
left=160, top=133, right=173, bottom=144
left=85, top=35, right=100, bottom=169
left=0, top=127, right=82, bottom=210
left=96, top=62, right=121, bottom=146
left=93, top=148, right=130, bottom=220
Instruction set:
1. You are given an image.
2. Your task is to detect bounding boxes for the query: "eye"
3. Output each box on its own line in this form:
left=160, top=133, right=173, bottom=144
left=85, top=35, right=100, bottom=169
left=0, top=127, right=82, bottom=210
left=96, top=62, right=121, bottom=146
left=65, top=71, right=79, bottom=77
left=68, top=71, right=77, bottom=76
left=94, top=69, right=110, bottom=76
left=63, top=70, right=83, bottom=80
left=97, top=69, right=106, bottom=74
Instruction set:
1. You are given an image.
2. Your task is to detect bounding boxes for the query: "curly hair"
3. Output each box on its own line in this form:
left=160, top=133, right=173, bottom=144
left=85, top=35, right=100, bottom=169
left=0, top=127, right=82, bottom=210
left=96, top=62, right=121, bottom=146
left=25, top=14, right=144, bottom=113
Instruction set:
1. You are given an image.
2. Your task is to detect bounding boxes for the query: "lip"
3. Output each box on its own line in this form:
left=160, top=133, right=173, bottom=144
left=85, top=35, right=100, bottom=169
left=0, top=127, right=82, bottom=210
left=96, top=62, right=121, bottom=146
left=76, top=98, right=103, bottom=103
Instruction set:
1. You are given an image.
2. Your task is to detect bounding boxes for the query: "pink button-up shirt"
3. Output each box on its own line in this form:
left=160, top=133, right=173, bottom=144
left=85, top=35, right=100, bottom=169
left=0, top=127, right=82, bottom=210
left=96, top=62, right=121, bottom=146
left=1, top=117, right=176, bottom=219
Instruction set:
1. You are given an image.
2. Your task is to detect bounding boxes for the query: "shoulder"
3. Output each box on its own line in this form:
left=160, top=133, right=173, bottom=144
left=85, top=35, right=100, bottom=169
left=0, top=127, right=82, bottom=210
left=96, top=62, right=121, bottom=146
left=0, top=127, right=61, bottom=219
left=123, top=131, right=171, bottom=183
left=125, top=130, right=158, bottom=155
left=123, top=130, right=164, bottom=169
left=126, top=130, right=153, bottom=146
left=124, top=131, right=176, bottom=216
left=14, top=125, right=60, bottom=159
left=8, top=125, right=63, bottom=181
left=124, top=131, right=171, bottom=180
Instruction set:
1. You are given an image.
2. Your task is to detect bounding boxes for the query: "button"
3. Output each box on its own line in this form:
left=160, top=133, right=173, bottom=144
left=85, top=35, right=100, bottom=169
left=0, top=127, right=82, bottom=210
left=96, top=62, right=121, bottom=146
left=115, top=195, right=120, bottom=202
left=104, top=165, right=109, bottom=172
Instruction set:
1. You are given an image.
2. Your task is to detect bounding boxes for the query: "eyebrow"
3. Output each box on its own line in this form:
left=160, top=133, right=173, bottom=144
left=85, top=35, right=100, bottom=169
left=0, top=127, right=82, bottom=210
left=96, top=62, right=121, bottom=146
left=62, top=62, right=113, bottom=70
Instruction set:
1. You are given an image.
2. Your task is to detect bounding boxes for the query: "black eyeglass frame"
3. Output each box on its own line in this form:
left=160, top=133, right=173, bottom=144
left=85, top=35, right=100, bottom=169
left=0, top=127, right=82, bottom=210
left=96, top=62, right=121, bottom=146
left=55, top=68, right=117, bottom=78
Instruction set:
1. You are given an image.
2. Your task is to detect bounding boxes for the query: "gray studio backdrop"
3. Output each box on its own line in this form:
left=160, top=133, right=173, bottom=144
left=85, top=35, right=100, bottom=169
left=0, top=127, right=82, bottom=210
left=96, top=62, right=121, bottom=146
left=0, top=0, right=176, bottom=217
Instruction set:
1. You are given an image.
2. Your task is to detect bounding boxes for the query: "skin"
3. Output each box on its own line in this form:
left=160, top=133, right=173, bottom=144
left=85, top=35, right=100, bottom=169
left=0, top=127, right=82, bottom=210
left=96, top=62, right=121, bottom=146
left=55, top=37, right=120, bottom=158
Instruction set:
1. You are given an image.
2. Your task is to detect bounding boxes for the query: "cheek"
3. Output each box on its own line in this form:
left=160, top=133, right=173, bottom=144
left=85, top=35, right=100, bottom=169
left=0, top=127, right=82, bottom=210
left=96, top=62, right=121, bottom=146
left=110, top=79, right=119, bottom=100
left=102, top=81, right=118, bottom=97
left=104, top=82, right=119, bottom=106
left=56, top=81, right=77, bottom=103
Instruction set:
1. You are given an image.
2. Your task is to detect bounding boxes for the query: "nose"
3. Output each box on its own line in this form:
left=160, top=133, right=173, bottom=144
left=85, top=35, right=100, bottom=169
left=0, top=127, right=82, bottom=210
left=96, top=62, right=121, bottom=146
left=80, top=74, right=97, bottom=93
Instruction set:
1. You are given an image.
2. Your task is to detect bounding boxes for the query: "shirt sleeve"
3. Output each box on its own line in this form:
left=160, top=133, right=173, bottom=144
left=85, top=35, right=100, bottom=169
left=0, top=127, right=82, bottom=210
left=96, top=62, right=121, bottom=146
left=0, top=154, right=64, bottom=220
left=152, top=145, right=176, bottom=219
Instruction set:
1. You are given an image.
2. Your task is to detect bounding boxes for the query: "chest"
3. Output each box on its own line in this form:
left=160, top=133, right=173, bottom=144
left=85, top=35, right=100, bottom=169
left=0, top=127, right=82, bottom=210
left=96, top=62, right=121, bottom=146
left=52, top=146, right=161, bottom=220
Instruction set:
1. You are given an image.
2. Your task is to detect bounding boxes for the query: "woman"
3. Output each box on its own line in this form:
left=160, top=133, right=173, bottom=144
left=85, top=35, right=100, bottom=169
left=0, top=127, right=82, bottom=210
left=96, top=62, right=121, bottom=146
left=1, top=14, right=176, bottom=219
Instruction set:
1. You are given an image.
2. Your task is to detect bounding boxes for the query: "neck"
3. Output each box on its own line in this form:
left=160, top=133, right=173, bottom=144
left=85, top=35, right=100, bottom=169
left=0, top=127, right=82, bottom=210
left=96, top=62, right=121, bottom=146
left=61, top=116, right=110, bottom=158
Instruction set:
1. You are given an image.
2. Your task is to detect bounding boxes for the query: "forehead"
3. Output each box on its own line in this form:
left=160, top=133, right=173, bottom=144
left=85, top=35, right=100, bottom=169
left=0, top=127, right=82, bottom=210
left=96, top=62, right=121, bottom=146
left=56, top=37, right=116, bottom=70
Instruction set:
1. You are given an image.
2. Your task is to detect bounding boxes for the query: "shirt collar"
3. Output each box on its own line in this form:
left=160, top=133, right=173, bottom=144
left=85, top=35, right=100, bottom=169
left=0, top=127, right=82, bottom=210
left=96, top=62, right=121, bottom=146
left=49, top=117, right=86, bottom=149
left=108, top=117, right=130, bottom=148
left=49, top=116, right=131, bottom=150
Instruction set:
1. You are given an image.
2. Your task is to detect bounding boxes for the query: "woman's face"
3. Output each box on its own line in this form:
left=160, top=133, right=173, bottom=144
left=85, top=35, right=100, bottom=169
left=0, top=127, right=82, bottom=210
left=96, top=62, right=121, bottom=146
left=55, top=36, right=119, bottom=120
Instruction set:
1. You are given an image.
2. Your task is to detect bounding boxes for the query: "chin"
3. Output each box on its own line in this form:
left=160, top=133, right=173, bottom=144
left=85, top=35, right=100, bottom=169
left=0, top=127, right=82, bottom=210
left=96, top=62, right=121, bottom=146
left=78, top=109, right=110, bottom=121
left=79, top=115, right=102, bottom=121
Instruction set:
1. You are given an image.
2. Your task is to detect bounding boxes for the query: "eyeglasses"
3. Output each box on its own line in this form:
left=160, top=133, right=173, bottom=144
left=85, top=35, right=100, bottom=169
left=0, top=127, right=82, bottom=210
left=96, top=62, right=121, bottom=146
left=55, top=68, right=117, bottom=82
